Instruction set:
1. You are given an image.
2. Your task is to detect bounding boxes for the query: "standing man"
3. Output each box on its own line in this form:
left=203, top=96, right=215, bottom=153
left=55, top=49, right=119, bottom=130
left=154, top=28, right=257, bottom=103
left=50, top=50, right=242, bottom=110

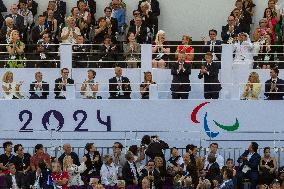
left=171, top=52, right=191, bottom=99
left=236, top=142, right=261, bottom=189
left=202, top=29, right=222, bottom=61
left=109, top=67, right=132, bottom=99
left=198, top=52, right=221, bottom=99
left=264, top=67, right=284, bottom=100
left=29, top=71, right=49, bottom=99
left=54, top=68, right=75, bottom=99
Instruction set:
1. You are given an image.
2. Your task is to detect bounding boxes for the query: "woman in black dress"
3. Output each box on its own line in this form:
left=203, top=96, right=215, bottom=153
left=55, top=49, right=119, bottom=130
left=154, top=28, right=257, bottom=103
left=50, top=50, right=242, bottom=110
left=259, top=147, right=277, bottom=187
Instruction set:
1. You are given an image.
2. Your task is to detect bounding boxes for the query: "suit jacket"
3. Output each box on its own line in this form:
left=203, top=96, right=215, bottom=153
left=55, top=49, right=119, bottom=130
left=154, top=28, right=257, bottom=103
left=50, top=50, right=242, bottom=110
left=205, top=162, right=220, bottom=181
left=0, top=25, right=16, bottom=43
left=237, top=150, right=261, bottom=173
left=54, top=78, right=75, bottom=97
left=32, top=25, right=46, bottom=43
left=28, top=0, right=38, bottom=16
left=77, top=0, right=96, bottom=15
left=203, top=40, right=222, bottom=60
left=53, top=1, right=66, bottom=25
left=128, top=25, right=148, bottom=44
left=140, top=168, right=163, bottom=189
left=122, top=161, right=139, bottom=186
left=221, top=179, right=234, bottom=189
left=198, top=62, right=221, bottom=92
left=105, top=17, right=118, bottom=35
left=82, top=151, right=103, bottom=177
left=230, top=10, right=252, bottom=34
left=29, top=81, right=49, bottom=98
left=264, top=78, right=284, bottom=100
left=109, top=76, right=132, bottom=98
left=221, top=25, right=240, bottom=43
left=171, top=62, right=191, bottom=92
left=5, top=14, right=25, bottom=34
left=4, top=173, right=25, bottom=188
left=138, top=0, right=160, bottom=16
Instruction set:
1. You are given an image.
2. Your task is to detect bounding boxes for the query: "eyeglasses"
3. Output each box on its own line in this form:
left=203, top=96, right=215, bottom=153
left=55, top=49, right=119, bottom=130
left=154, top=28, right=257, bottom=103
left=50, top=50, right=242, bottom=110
left=63, top=72, right=69, bottom=74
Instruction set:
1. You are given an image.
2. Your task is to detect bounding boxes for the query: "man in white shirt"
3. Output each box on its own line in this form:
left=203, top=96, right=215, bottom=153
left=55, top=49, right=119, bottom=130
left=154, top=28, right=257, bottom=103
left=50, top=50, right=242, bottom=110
left=204, top=143, right=224, bottom=169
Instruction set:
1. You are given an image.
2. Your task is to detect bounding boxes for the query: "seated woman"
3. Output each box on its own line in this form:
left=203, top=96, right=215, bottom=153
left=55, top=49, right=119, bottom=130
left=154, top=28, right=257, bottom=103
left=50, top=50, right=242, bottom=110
left=140, top=71, right=156, bottom=99
left=241, top=71, right=261, bottom=100
left=257, top=34, right=275, bottom=69
left=65, top=155, right=87, bottom=188
left=6, top=30, right=25, bottom=68
left=152, top=30, right=170, bottom=68
left=81, top=69, right=99, bottom=99
left=176, top=35, right=194, bottom=65
left=259, top=147, right=277, bottom=188
left=2, top=71, right=23, bottom=99
left=52, top=158, right=69, bottom=189
left=45, top=9, right=58, bottom=42
left=123, top=32, right=141, bottom=68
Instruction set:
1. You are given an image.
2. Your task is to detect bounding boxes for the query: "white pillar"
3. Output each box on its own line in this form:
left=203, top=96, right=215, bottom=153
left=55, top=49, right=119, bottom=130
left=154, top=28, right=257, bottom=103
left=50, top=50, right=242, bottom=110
left=220, top=45, right=234, bottom=99
left=59, top=43, right=72, bottom=71
left=140, top=44, right=152, bottom=81
left=149, top=84, right=159, bottom=99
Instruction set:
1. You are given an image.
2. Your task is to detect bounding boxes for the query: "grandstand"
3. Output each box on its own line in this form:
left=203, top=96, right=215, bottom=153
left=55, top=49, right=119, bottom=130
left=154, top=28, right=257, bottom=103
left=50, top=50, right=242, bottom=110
left=0, top=0, right=283, bottom=188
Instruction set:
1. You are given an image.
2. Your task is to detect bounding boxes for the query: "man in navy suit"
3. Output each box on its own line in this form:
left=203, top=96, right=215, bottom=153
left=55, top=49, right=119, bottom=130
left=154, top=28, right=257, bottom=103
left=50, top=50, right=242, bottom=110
left=264, top=67, right=284, bottom=100
left=54, top=68, right=75, bottom=99
left=198, top=52, right=221, bottom=99
left=122, top=151, right=139, bottom=187
left=221, top=16, right=240, bottom=44
left=30, top=71, right=49, bottom=99
left=109, top=66, right=132, bottom=99
left=171, top=52, right=191, bottom=99
left=236, top=142, right=261, bottom=189
left=202, top=29, right=222, bottom=61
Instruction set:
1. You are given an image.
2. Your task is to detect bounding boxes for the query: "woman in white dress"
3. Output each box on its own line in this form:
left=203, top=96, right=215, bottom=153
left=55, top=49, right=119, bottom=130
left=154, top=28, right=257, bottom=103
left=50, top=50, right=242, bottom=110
left=63, top=155, right=87, bottom=187
left=80, top=69, right=99, bottom=99
left=2, top=71, right=23, bottom=99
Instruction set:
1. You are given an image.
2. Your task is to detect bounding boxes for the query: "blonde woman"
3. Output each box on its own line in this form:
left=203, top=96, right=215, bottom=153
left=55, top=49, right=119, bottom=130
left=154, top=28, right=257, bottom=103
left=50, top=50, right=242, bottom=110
left=152, top=30, right=170, bottom=68
left=61, top=16, right=81, bottom=43
left=241, top=72, right=261, bottom=100
left=2, top=71, right=23, bottom=99
left=176, top=35, right=194, bottom=64
left=6, top=30, right=25, bottom=68
left=64, top=155, right=87, bottom=187
left=140, top=72, right=156, bottom=99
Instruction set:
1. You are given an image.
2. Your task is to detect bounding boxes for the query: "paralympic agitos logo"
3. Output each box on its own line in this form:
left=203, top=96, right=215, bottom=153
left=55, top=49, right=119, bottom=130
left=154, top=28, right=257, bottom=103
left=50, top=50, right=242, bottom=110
left=190, top=102, right=240, bottom=138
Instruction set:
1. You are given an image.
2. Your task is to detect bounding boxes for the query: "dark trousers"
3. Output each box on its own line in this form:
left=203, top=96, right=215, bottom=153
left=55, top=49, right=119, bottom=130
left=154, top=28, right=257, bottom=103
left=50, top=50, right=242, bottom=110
left=30, top=94, right=47, bottom=99
left=109, top=95, right=131, bottom=99
left=204, top=91, right=219, bottom=99
left=172, top=92, right=189, bottom=99
left=236, top=171, right=258, bottom=189
left=55, top=96, right=66, bottom=99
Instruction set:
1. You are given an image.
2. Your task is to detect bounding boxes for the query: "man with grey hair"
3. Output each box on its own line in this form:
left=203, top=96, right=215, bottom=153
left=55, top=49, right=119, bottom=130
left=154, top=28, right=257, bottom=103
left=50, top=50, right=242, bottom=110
left=0, top=17, right=14, bottom=44
left=58, top=143, right=80, bottom=167
left=122, top=151, right=139, bottom=186
left=5, top=4, right=25, bottom=34
left=29, top=71, right=49, bottom=99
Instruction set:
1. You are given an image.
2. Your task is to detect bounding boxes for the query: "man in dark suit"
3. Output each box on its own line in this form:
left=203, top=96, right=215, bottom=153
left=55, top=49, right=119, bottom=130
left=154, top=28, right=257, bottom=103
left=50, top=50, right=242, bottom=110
left=122, top=151, right=139, bottom=187
left=171, top=52, right=191, bottom=99
left=54, top=68, right=75, bottom=99
left=202, top=29, right=222, bottom=61
left=236, top=142, right=261, bottom=189
left=198, top=52, right=221, bottom=99
left=30, top=71, right=49, bottom=99
left=104, top=7, right=118, bottom=40
left=138, top=0, right=160, bottom=17
left=35, top=33, right=56, bottom=68
left=140, top=160, right=163, bottom=189
left=31, top=15, right=47, bottom=44
left=128, top=16, right=148, bottom=44
left=82, top=143, right=102, bottom=183
left=231, top=8, right=251, bottom=35
left=54, top=0, right=66, bottom=25
left=265, top=67, right=284, bottom=100
left=220, top=168, right=234, bottom=189
left=27, top=0, right=38, bottom=16
left=3, top=163, right=25, bottom=188
left=109, top=66, right=132, bottom=99
left=221, top=16, right=240, bottom=44
left=73, top=35, right=90, bottom=68
left=0, top=0, right=7, bottom=29
left=0, top=17, right=16, bottom=44
left=6, top=4, right=25, bottom=34
left=205, top=153, right=221, bottom=182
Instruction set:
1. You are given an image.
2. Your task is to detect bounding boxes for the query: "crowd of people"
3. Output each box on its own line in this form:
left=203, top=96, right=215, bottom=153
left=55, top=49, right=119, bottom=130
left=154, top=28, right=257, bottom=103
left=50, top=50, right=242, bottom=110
left=0, top=0, right=281, bottom=69
left=0, top=138, right=284, bottom=189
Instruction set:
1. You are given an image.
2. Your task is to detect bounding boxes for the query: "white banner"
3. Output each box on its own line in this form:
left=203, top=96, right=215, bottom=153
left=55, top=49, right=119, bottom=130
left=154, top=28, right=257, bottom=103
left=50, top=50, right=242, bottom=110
left=0, top=100, right=283, bottom=149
